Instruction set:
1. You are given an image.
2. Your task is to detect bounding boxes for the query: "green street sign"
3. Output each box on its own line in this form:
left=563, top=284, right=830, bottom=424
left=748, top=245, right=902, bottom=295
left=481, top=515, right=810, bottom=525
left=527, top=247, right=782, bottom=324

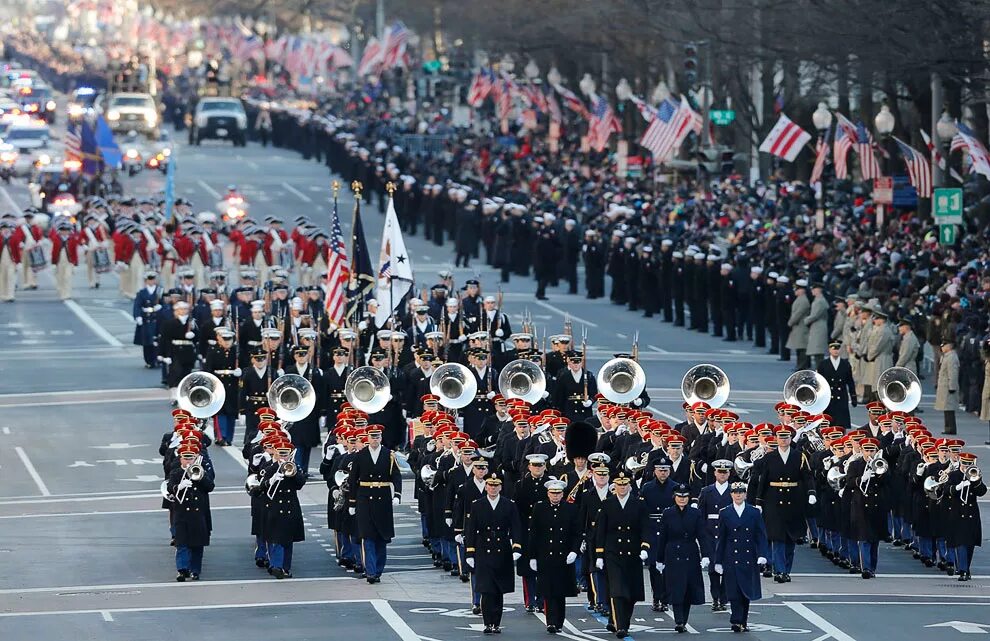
left=709, top=109, right=736, bottom=126
left=939, top=224, right=957, bottom=246
left=934, top=187, right=963, bottom=224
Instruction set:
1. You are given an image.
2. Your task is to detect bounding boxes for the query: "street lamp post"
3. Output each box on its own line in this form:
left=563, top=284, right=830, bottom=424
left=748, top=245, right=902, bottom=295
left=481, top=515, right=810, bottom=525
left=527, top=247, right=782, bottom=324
left=873, top=104, right=895, bottom=233
left=936, top=109, right=957, bottom=185
left=812, top=102, right=833, bottom=230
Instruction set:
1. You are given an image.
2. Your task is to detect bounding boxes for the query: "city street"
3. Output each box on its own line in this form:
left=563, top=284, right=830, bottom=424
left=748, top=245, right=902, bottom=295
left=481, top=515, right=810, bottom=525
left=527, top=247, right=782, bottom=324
left=0, top=132, right=988, bottom=641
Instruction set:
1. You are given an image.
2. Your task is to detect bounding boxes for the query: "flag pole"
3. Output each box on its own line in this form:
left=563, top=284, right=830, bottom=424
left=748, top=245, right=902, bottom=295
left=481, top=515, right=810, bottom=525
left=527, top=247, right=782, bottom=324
left=385, top=181, right=396, bottom=333
left=350, top=180, right=363, bottom=325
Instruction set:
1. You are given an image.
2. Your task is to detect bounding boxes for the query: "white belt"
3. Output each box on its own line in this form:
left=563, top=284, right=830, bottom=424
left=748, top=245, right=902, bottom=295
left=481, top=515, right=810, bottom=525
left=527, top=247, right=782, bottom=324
left=707, top=514, right=720, bottom=520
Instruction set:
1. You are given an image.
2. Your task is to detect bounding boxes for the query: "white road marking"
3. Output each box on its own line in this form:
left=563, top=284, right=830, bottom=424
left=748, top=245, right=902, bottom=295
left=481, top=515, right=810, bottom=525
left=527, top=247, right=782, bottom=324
left=372, top=599, right=423, bottom=641
left=64, top=300, right=123, bottom=347
left=15, top=447, right=51, bottom=496
left=282, top=181, right=313, bottom=202
left=0, top=184, right=21, bottom=210
left=0, top=489, right=248, bottom=506
left=197, top=180, right=222, bottom=199
left=100, top=611, right=114, bottom=622
left=0, top=504, right=261, bottom=520
left=247, top=161, right=259, bottom=170
left=533, top=301, right=598, bottom=328
left=647, top=345, right=669, bottom=353
left=0, top=597, right=368, bottom=617
left=116, top=309, right=134, bottom=322
left=785, top=602, right=857, bottom=641
left=2, top=427, right=9, bottom=434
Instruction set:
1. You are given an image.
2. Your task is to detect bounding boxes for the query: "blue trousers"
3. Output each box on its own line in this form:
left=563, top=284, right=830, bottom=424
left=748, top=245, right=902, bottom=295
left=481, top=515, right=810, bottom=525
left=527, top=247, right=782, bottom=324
left=919, top=537, right=934, bottom=559
left=589, top=570, right=607, bottom=608
left=806, top=517, right=819, bottom=541
left=857, top=541, right=878, bottom=572
left=955, top=545, right=975, bottom=572
left=254, top=535, right=269, bottom=561
left=350, top=534, right=363, bottom=566
left=215, top=414, right=234, bottom=443
left=771, top=540, right=795, bottom=574
left=363, top=537, right=387, bottom=578
left=937, top=538, right=956, bottom=563
left=420, top=513, right=430, bottom=539
left=176, top=545, right=203, bottom=573
left=270, top=542, right=294, bottom=571
left=294, top=445, right=312, bottom=474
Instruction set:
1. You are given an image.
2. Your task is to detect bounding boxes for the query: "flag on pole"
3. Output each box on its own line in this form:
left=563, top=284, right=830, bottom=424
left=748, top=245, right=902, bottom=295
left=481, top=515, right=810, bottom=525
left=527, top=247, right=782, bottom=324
left=952, top=123, right=990, bottom=180
left=374, top=194, right=414, bottom=327
left=357, top=37, right=383, bottom=76
left=758, top=113, right=811, bottom=162
left=638, top=98, right=694, bottom=162
left=467, top=68, right=495, bottom=107
left=854, top=120, right=881, bottom=180
left=810, top=127, right=831, bottom=184
left=64, top=122, right=82, bottom=160
left=588, top=95, right=620, bottom=152
left=381, top=21, right=409, bottom=69
left=552, top=84, right=590, bottom=120
left=324, top=192, right=350, bottom=325
left=347, top=199, right=376, bottom=319
left=892, top=137, right=932, bottom=198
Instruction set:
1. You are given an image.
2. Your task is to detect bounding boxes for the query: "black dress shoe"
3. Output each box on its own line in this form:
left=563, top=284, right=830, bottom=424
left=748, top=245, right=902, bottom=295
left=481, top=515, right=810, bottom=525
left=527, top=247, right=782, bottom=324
left=606, top=624, right=616, bottom=633
left=367, top=577, right=376, bottom=584
left=443, top=562, right=453, bottom=571
left=711, top=602, right=720, bottom=611
left=783, top=573, right=792, bottom=582
left=272, top=567, right=286, bottom=579
left=460, top=574, right=470, bottom=582
left=526, top=606, right=536, bottom=613
left=483, top=626, right=493, bottom=634
left=652, top=601, right=661, bottom=612
left=547, top=625, right=557, bottom=634
left=176, top=570, right=190, bottom=582
left=659, top=603, right=669, bottom=612
left=190, top=573, right=200, bottom=581
left=762, top=568, right=773, bottom=578
left=773, top=574, right=785, bottom=583
left=473, top=605, right=482, bottom=615
left=923, top=558, right=934, bottom=567
left=861, top=570, right=870, bottom=579
left=892, top=539, right=904, bottom=547
left=674, top=624, right=686, bottom=633
left=731, top=624, right=742, bottom=633
left=848, top=566, right=859, bottom=574
left=810, top=540, right=819, bottom=549
left=492, top=626, right=501, bottom=634
left=937, top=561, right=947, bottom=571
left=617, top=630, right=629, bottom=638
left=256, top=558, right=268, bottom=568
left=450, top=569, right=460, bottom=576
left=170, top=538, right=176, bottom=547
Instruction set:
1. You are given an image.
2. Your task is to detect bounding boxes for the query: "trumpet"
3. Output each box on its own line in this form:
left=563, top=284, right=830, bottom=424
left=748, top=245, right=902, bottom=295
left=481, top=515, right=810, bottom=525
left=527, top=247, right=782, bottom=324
left=795, top=424, right=826, bottom=452
left=176, top=459, right=205, bottom=504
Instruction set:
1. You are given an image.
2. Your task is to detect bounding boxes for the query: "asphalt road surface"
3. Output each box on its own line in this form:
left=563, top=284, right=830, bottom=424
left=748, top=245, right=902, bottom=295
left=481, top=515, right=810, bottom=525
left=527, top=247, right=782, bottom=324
left=0, top=128, right=988, bottom=641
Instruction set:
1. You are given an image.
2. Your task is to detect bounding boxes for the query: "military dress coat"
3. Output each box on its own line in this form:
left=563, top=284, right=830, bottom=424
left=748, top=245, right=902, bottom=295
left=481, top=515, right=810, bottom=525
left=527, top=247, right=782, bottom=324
left=347, top=445, right=403, bottom=542
left=526, top=498, right=581, bottom=598
left=594, top=493, right=650, bottom=601
left=754, top=449, right=815, bottom=541
left=805, top=294, right=829, bottom=355
left=261, top=459, right=307, bottom=545
left=656, top=505, right=713, bottom=606
left=935, top=350, right=960, bottom=411
left=167, top=464, right=215, bottom=547
left=464, top=495, right=523, bottom=594
left=714, top=504, right=769, bottom=601
left=785, top=294, right=810, bottom=350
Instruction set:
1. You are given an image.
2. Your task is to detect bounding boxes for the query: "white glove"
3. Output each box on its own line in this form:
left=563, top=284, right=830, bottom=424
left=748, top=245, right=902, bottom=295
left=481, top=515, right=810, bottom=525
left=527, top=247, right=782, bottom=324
left=252, top=454, right=265, bottom=466
left=153, top=304, right=162, bottom=311
left=445, top=518, right=453, bottom=527
left=595, top=558, right=604, bottom=570
left=455, top=534, right=464, bottom=544
left=808, top=495, right=817, bottom=505
left=348, top=507, right=356, bottom=515
left=358, top=320, right=368, bottom=331
left=277, top=368, right=285, bottom=376
left=426, top=440, right=436, bottom=452
left=757, top=557, right=767, bottom=566
left=580, top=541, right=587, bottom=553
left=185, top=331, right=195, bottom=339
left=512, top=552, right=522, bottom=561
left=392, top=496, right=400, bottom=505
left=233, top=367, right=242, bottom=376
left=495, top=329, right=504, bottom=338
left=639, top=550, right=648, bottom=561
left=656, top=562, right=665, bottom=573
left=163, top=357, right=172, bottom=365
left=714, top=563, right=724, bottom=575
left=136, top=317, right=144, bottom=326
left=838, top=488, right=845, bottom=498
left=541, top=391, right=550, bottom=399
left=115, top=261, right=126, bottom=269
left=529, top=559, right=537, bottom=571
left=754, top=504, right=762, bottom=512
left=702, top=463, right=709, bottom=473
left=466, top=557, right=475, bottom=568
left=632, top=398, right=643, bottom=406
left=270, top=472, right=284, bottom=483
left=863, top=470, right=874, bottom=481
left=178, top=478, right=193, bottom=489
left=582, top=399, right=593, bottom=408
left=566, top=551, right=577, bottom=564
left=700, top=557, right=710, bottom=569
left=956, top=480, right=971, bottom=491
left=486, top=391, right=496, bottom=400
left=721, top=433, right=728, bottom=446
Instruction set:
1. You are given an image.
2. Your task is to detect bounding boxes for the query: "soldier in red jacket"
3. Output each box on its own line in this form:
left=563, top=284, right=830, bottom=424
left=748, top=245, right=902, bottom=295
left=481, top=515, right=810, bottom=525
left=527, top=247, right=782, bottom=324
left=50, top=221, right=80, bottom=300
left=0, top=219, right=21, bottom=302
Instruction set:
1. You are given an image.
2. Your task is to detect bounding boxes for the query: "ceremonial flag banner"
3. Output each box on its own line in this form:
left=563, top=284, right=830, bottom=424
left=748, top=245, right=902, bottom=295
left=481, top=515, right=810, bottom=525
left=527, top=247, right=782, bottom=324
left=759, top=113, right=811, bottom=162
left=325, top=194, right=350, bottom=324
left=347, top=200, right=376, bottom=318
left=893, top=137, right=932, bottom=198
left=374, top=195, right=413, bottom=326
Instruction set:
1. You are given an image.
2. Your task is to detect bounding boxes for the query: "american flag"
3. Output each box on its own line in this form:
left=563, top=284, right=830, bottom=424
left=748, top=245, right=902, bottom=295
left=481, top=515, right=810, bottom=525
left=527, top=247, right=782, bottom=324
left=552, top=84, right=590, bottom=120
left=810, top=127, right=831, bottom=184
left=892, top=137, right=932, bottom=198
left=639, top=98, right=693, bottom=162
left=628, top=95, right=658, bottom=122
left=833, top=124, right=852, bottom=179
left=952, top=123, right=990, bottom=180
left=496, top=79, right=513, bottom=121
left=324, top=196, right=350, bottom=325
left=854, top=120, right=881, bottom=180
left=467, top=68, right=495, bottom=107
left=519, top=84, right=548, bottom=113
left=588, top=95, right=620, bottom=152
left=382, top=22, right=409, bottom=69
left=64, top=123, right=81, bottom=160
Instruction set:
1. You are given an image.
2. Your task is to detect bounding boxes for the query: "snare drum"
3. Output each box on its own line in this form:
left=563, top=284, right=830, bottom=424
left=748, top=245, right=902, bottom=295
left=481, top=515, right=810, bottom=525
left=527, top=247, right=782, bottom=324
left=93, top=246, right=112, bottom=273
left=28, top=245, right=47, bottom=272
left=209, top=245, right=224, bottom=270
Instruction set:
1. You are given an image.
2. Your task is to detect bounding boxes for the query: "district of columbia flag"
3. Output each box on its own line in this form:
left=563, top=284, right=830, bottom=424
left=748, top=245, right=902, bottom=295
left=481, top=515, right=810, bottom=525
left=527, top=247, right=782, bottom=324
left=759, top=113, right=811, bottom=162
left=374, top=194, right=413, bottom=327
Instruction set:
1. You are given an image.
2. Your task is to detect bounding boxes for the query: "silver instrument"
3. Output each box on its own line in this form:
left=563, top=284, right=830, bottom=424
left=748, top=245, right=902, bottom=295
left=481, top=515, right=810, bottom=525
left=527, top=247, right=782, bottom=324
left=267, top=460, right=298, bottom=499
left=344, top=366, right=392, bottom=413
left=877, top=366, right=922, bottom=413
left=176, top=458, right=205, bottom=504
left=498, top=359, right=546, bottom=405
left=961, top=467, right=982, bottom=503
left=268, top=374, right=316, bottom=422
left=924, top=468, right=951, bottom=500
left=860, top=456, right=888, bottom=494
left=245, top=473, right=262, bottom=494
left=177, top=372, right=227, bottom=418
left=783, top=370, right=832, bottom=414
left=734, top=447, right=765, bottom=480
left=332, top=463, right=353, bottom=511
left=681, top=364, right=729, bottom=408
left=431, top=363, right=478, bottom=410
left=598, top=357, right=647, bottom=405
left=624, top=452, right=648, bottom=475
left=827, top=465, right=846, bottom=491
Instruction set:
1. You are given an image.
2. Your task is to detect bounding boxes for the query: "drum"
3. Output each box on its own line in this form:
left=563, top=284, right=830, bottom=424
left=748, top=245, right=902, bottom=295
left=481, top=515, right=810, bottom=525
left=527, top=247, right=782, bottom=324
left=28, top=245, right=47, bottom=272
left=148, top=249, right=162, bottom=272
left=93, top=246, right=112, bottom=273
left=209, top=245, right=224, bottom=270
left=278, top=245, right=295, bottom=270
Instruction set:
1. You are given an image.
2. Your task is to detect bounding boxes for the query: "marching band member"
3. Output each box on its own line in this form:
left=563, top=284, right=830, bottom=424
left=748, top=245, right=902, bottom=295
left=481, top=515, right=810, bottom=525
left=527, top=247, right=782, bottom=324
left=263, top=441, right=307, bottom=579
left=714, top=481, right=769, bottom=633
left=0, top=220, right=20, bottom=302
left=845, top=437, right=887, bottom=578
left=168, top=443, right=215, bottom=581
left=947, top=452, right=985, bottom=581
left=347, top=424, right=403, bottom=583
left=49, top=220, right=79, bottom=300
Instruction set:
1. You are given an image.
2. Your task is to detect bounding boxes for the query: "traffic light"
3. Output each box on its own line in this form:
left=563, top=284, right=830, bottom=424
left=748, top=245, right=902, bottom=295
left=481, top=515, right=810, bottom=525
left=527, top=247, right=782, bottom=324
left=720, top=150, right=735, bottom=176
left=683, top=42, right=698, bottom=87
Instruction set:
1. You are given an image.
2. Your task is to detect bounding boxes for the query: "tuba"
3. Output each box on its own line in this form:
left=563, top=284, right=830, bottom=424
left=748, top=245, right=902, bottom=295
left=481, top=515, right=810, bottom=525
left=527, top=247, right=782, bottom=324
left=268, top=374, right=316, bottom=422
left=177, top=372, right=227, bottom=418
left=430, top=362, right=478, bottom=409
left=681, top=364, right=729, bottom=408
left=783, top=370, right=831, bottom=414
left=344, top=366, right=391, bottom=414
left=498, top=358, right=546, bottom=405
left=877, top=367, right=922, bottom=413
left=598, top=357, right=647, bottom=404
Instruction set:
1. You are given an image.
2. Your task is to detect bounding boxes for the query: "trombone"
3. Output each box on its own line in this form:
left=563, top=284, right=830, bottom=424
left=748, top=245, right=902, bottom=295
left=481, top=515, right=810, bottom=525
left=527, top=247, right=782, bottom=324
left=267, top=459, right=298, bottom=499
left=176, top=457, right=206, bottom=504
left=961, top=467, right=982, bottom=503
left=860, top=455, right=888, bottom=494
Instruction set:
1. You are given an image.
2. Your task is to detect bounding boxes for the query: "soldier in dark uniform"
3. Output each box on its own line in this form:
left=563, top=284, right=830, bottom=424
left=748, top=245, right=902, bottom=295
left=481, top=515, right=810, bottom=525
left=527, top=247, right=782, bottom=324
left=346, top=424, right=403, bottom=583
left=607, top=232, right=626, bottom=305
left=765, top=273, right=779, bottom=354
left=714, top=482, right=769, bottom=632
left=639, top=455, right=674, bottom=612
left=671, top=252, right=686, bottom=326
left=658, top=240, right=674, bottom=322
left=516, top=453, right=550, bottom=611
left=578, top=461, right=612, bottom=615
left=640, top=246, right=660, bottom=317
left=720, top=263, right=738, bottom=342
left=133, top=271, right=162, bottom=368
left=160, top=300, right=199, bottom=405
left=696, top=460, right=734, bottom=610
left=818, top=342, right=857, bottom=429
left=754, top=425, right=815, bottom=582
left=551, top=350, right=597, bottom=422
left=464, top=349, right=498, bottom=440
left=775, top=276, right=793, bottom=361
left=533, top=216, right=560, bottom=301
left=594, top=471, right=648, bottom=638
left=526, top=478, right=581, bottom=634
left=464, top=472, right=523, bottom=634
left=583, top=229, right=606, bottom=299
left=624, top=238, right=640, bottom=312
left=262, top=441, right=307, bottom=579
left=656, top=483, right=713, bottom=633
left=710, top=258, right=725, bottom=337
left=749, top=267, right=766, bottom=347
left=324, top=347, right=352, bottom=421
left=283, top=346, right=326, bottom=472
left=204, top=327, right=241, bottom=446
left=947, top=451, right=985, bottom=581
left=453, top=456, right=490, bottom=611
left=167, top=444, right=215, bottom=581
